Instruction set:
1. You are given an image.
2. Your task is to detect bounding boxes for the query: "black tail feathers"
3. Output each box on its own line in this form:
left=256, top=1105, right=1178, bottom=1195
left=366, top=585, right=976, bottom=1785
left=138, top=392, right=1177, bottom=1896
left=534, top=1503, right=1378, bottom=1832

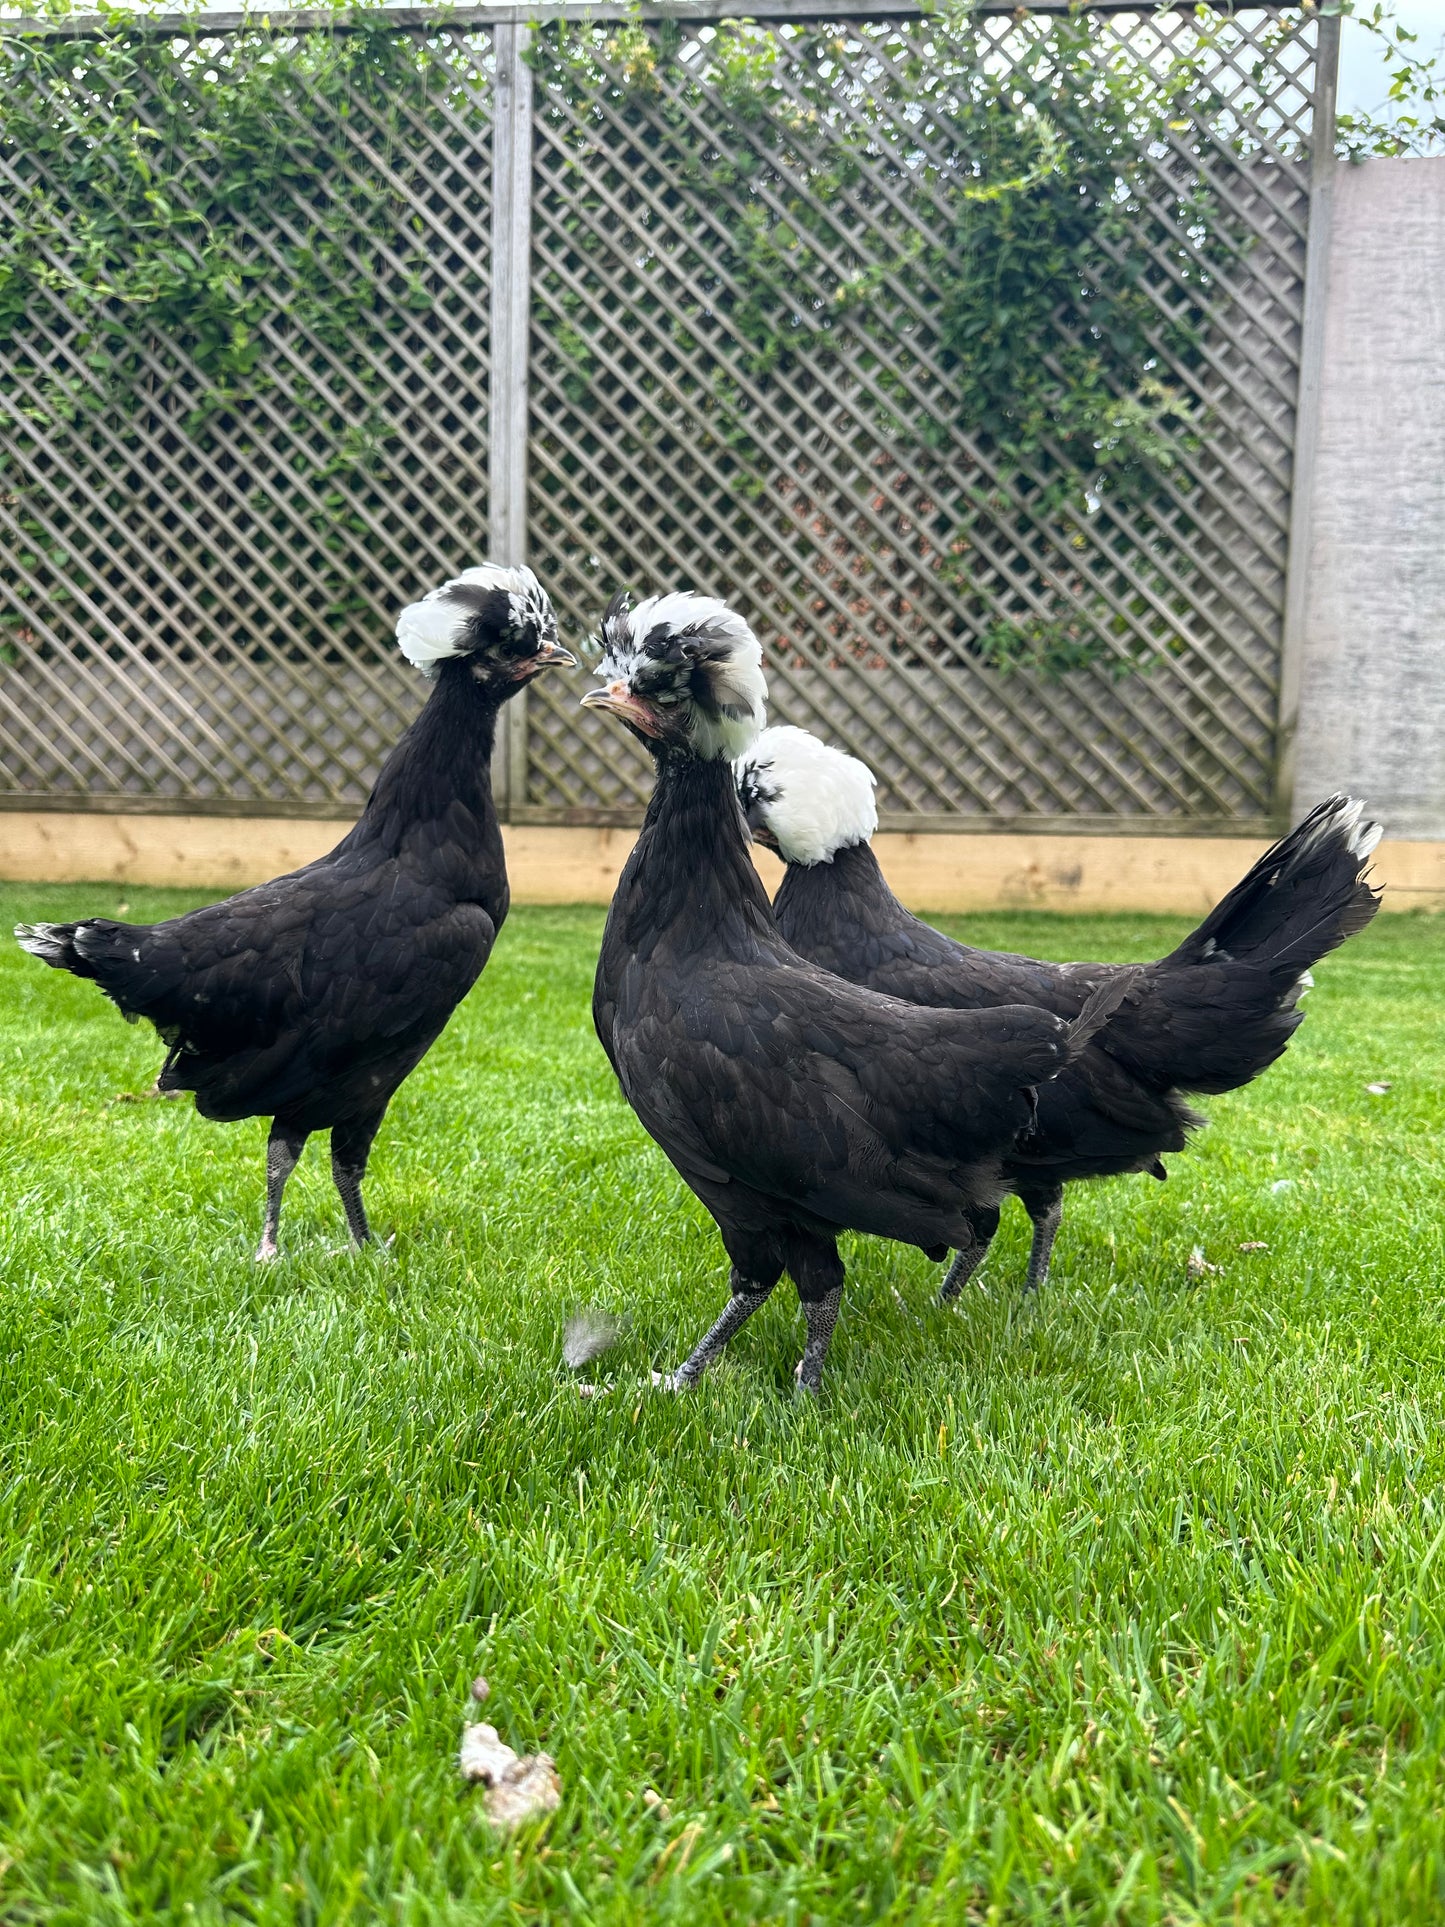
left=1166, top=794, right=1382, bottom=982
left=16, top=918, right=153, bottom=1024
left=1064, top=966, right=1145, bottom=1061
left=15, top=920, right=87, bottom=972
left=1096, top=795, right=1386, bottom=1099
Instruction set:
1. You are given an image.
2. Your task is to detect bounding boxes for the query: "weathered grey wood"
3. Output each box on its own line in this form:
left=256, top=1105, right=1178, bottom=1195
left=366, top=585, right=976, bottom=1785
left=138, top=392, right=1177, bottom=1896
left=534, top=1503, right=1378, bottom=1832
left=0, top=24, right=489, bottom=809
left=0, top=5, right=1326, bottom=825
left=523, top=7, right=1312, bottom=822
left=3, top=0, right=1161, bottom=41
left=526, top=85, right=1221, bottom=810
left=489, top=18, right=535, bottom=819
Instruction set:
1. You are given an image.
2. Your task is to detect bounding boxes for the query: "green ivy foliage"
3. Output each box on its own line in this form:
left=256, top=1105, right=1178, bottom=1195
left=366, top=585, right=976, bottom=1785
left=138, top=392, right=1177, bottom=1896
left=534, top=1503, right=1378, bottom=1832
left=0, top=3, right=1320, bottom=684
left=1331, top=0, right=1445, bottom=156
left=0, top=13, right=441, bottom=405
left=529, top=4, right=1280, bottom=680
left=0, top=10, right=479, bottom=656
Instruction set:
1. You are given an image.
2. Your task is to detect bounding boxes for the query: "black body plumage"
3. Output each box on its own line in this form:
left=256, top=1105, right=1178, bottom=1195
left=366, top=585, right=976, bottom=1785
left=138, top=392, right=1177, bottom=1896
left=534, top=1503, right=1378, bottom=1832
left=766, top=795, right=1382, bottom=1293
left=596, top=758, right=1092, bottom=1250
left=50, top=669, right=507, bottom=1128
left=17, top=568, right=574, bottom=1255
left=584, top=594, right=1132, bottom=1390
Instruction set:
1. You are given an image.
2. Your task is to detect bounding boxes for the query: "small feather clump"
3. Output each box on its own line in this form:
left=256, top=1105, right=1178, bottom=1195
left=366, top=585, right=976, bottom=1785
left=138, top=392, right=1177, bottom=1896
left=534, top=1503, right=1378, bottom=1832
left=562, top=1306, right=624, bottom=1371
left=458, top=1722, right=561, bottom=1829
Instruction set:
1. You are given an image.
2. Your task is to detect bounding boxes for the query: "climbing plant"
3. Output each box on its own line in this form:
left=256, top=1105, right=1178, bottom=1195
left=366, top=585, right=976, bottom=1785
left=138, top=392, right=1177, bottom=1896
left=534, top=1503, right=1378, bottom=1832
left=0, top=8, right=480, bottom=656
left=1330, top=0, right=1445, bottom=156
left=0, top=2, right=1319, bottom=687
left=0, top=14, right=451, bottom=406
left=529, top=4, right=1271, bottom=679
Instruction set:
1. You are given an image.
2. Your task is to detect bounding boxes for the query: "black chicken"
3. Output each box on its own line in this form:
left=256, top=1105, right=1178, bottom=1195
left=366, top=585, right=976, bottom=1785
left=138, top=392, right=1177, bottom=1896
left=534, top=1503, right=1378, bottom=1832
left=734, top=725, right=1382, bottom=1298
left=17, top=566, right=574, bottom=1258
left=582, top=593, right=1132, bottom=1392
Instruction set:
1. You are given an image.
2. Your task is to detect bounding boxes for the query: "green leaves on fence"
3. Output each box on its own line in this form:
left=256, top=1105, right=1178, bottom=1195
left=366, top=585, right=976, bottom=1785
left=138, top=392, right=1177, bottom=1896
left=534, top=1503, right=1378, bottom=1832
left=0, top=18, right=439, bottom=403
left=529, top=5, right=1267, bottom=680
left=0, top=11, right=485, bottom=662
left=0, top=4, right=1314, bottom=689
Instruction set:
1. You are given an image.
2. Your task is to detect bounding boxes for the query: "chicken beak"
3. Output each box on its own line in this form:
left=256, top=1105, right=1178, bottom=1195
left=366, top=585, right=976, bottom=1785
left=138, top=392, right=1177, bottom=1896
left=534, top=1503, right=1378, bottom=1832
left=580, top=683, right=665, bottom=739
left=516, top=638, right=577, bottom=679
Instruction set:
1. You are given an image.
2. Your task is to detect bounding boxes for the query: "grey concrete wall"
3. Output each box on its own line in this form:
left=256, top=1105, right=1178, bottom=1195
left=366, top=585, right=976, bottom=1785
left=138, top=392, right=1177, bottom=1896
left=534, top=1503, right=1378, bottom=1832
left=1293, top=156, right=1445, bottom=839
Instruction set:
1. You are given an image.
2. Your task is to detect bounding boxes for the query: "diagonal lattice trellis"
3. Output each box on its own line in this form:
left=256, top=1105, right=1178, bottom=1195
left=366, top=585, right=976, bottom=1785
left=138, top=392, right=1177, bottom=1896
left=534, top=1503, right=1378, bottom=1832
left=0, top=4, right=1328, bottom=828
left=0, top=21, right=495, bottom=813
left=525, top=5, right=1321, bottom=829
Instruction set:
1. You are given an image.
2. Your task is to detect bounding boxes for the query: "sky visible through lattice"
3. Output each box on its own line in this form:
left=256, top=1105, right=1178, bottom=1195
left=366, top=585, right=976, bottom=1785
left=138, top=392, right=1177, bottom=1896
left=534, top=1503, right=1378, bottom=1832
left=1339, top=0, right=1445, bottom=131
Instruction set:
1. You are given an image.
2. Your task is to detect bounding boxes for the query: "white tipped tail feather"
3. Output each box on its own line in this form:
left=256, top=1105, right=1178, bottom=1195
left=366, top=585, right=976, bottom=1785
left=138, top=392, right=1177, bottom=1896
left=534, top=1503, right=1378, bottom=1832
left=1303, top=794, right=1383, bottom=863
left=735, top=725, right=878, bottom=865
left=396, top=564, right=551, bottom=675
left=14, top=921, right=71, bottom=966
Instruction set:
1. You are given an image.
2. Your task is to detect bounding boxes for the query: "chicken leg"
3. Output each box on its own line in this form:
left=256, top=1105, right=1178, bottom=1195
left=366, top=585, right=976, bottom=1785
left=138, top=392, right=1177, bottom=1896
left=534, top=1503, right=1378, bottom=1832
left=1019, top=1184, right=1065, bottom=1293
left=659, top=1268, right=778, bottom=1389
left=794, top=1287, right=842, bottom=1395
left=257, top=1120, right=309, bottom=1262
left=331, top=1110, right=386, bottom=1248
left=938, top=1203, right=1002, bottom=1304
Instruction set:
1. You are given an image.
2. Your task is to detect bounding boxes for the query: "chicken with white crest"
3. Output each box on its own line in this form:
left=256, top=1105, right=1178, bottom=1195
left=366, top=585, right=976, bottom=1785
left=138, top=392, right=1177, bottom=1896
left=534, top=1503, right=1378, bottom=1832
left=735, top=725, right=1383, bottom=1298
left=17, top=563, right=574, bottom=1257
left=583, top=592, right=1134, bottom=1393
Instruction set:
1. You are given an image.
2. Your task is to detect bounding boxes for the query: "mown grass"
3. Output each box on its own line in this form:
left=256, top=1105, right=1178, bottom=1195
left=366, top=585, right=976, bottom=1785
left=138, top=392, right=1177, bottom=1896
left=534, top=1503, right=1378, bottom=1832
left=1, top=882, right=1443, bottom=1925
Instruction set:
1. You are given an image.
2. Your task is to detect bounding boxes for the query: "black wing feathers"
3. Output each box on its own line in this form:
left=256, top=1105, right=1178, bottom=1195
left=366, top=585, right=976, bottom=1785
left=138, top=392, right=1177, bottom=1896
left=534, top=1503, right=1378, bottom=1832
left=772, top=809, right=1379, bottom=1187
left=17, top=668, right=512, bottom=1129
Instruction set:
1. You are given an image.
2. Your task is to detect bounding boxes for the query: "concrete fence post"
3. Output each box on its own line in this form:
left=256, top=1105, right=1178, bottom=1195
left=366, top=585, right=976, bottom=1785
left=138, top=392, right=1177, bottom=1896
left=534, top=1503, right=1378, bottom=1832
left=1275, top=10, right=1340, bottom=831
left=1288, top=152, right=1445, bottom=843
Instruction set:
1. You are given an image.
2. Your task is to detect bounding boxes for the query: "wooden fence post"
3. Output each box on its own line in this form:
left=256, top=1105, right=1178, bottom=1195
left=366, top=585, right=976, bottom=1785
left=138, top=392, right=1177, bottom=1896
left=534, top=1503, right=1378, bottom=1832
left=489, top=19, right=534, bottom=822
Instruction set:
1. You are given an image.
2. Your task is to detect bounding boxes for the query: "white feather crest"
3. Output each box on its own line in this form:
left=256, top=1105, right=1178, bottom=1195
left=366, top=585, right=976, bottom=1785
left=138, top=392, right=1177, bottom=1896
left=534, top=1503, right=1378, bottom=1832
left=736, top=725, right=878, bottom=865
left=395, top=564, right=549, bottom=675
left=600, top=591, right=768, bottom=761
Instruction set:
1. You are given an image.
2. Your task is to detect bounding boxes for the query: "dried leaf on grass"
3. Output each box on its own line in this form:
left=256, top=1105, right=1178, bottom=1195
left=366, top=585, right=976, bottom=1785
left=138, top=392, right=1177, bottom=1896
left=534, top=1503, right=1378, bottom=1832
left=651, top=1821, right=705, bottom=1883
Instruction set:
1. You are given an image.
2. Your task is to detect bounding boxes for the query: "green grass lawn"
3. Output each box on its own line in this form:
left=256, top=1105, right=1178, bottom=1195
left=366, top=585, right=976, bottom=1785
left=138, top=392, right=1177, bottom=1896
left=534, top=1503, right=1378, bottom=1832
left=2, top=883, right=1443, bottom=1925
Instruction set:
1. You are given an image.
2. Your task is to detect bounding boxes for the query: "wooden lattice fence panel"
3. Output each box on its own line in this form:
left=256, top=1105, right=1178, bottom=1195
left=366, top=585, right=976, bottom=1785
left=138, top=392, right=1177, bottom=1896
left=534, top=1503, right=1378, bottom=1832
left=0, top=22, right=495, bottom=812
left=524, top=5, right=1323, bottom=829
left=0, top=4, right=1330, bottom=828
